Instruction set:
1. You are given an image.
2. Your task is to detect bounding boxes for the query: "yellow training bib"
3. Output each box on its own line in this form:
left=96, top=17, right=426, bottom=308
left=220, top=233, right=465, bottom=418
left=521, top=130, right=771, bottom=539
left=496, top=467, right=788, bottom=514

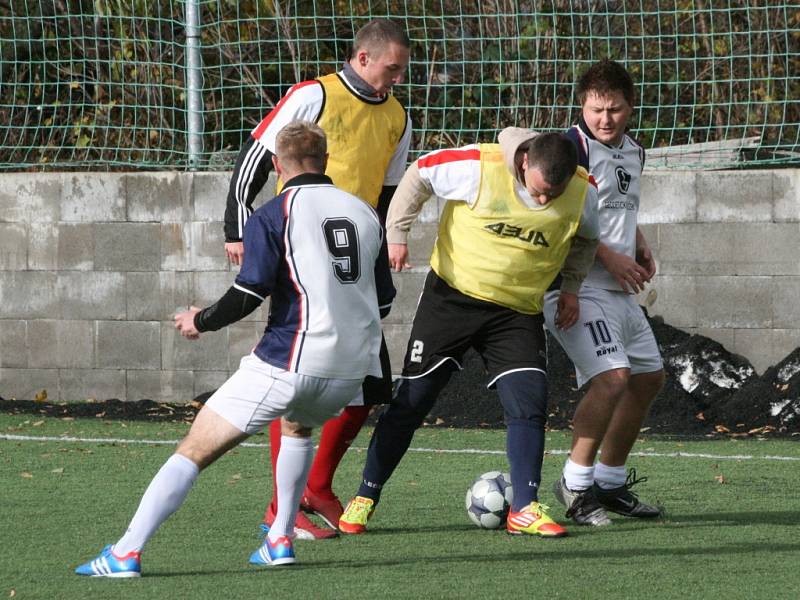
left=315, top=74, right=407, bottom=206
left=431, top=144, right=589, bottom=314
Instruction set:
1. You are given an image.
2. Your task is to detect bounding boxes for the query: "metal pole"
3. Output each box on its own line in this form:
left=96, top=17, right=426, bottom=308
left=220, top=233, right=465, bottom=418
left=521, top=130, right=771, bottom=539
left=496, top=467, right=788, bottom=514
left=185, top=0, right=203, bottom=169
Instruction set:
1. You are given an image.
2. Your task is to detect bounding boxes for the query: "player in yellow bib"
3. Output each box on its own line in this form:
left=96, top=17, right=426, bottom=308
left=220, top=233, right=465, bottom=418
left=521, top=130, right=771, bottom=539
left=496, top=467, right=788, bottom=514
left=431, top=143, right=591, bottom=313
left=339, top=130, right=600, bottom=537
left=222, top=19, right=411, bottom=539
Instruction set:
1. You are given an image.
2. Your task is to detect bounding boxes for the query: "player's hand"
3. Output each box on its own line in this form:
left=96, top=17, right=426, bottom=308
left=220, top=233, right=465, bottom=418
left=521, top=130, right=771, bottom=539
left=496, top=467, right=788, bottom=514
left=225, top=241, right=244, bottom=266
left=555, top=291, right=579, bottom=330
left=602, top=248, right=651, bottom=294
left=175, top=306, right=202, bottom=340
left=636, top=244, right=657, bottom=279
left=388, top=243, right=412, bottom=272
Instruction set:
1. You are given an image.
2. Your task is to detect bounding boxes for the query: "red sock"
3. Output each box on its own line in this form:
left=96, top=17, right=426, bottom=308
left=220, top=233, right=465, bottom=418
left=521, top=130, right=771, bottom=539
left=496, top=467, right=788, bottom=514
left=262, top=418, right=282, bottom=524
left=305, top=405, right=371, bottom=497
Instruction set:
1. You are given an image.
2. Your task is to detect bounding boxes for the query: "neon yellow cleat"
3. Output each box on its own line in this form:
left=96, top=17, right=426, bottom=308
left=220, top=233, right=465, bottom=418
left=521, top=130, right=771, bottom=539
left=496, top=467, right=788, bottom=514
left=506, top=502, right=568, bottom=537
left=338, top=496, right=375, bottom=534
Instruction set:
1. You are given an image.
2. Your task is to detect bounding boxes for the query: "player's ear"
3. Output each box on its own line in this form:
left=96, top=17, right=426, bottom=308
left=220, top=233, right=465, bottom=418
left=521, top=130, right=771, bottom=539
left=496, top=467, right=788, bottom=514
left=322, top=153, right=329, bottom=172
left=272, top=155, right=281, bottom=176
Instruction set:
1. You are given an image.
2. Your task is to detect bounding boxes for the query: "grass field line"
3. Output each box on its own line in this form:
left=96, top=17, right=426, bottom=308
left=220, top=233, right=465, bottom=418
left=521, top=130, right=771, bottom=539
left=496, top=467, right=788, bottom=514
left=2, top=433, right=799, bottom=462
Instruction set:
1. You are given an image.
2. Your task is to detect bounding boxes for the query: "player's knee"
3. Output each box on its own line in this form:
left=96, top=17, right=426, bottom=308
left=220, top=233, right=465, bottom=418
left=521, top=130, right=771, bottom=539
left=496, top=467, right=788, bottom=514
left=393, top=365, right=454, bottom=411
left=174, top=442, right=211, bottom=471
left=377, top=371, right=447, bottom=430
left=281, top=418, right=312, bottom=437
left=591, top=368, right=630, bottom=399
left=376, top=404, right=427, bottom=432
left=495, top=370, right=548, bottom=424
left=176, top=407, right=246, bottom=469
left=390, top=379, right=436, bottom=418
left=375, top=392, right=430, bottom=432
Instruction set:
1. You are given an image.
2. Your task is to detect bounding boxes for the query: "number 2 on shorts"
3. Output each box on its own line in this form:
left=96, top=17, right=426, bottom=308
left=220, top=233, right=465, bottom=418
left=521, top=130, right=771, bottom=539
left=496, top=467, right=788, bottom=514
left=410, top=340, right=424, bottom=362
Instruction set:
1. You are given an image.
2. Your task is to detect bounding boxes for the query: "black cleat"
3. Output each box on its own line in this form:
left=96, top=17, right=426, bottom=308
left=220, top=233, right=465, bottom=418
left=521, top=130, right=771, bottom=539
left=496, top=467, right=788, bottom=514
left=553, top=477, right=612, bottom=526
left=593, top=469, right=664, bottom=518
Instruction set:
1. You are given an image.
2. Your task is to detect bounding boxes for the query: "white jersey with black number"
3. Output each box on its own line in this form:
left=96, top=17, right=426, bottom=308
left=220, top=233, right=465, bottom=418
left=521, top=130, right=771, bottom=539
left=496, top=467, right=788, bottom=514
left=546, top=120, right=662, bottom=383
left=566, top=120, right=644, bottom=292
left=235, top=173, right=395, bottom=380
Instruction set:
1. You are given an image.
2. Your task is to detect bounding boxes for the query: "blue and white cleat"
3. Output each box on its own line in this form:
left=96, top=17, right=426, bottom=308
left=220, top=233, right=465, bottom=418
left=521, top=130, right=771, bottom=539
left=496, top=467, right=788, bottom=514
left=75, top=545, right=141, bottom=577
left=249, top=535, right=296, bottom=567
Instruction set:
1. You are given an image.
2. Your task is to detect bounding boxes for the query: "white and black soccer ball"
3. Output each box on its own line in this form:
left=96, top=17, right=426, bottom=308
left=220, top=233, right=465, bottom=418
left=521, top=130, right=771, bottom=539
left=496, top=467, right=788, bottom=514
left=465, top=471, right=513, bottom=529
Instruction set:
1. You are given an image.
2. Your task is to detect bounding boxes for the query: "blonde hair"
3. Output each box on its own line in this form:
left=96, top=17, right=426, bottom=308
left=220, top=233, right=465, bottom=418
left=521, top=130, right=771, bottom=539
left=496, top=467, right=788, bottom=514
left=275, top=120, right=327, bottom=172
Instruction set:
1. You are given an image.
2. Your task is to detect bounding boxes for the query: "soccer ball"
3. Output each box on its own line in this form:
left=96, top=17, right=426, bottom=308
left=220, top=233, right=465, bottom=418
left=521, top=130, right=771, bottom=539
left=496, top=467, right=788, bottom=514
left=465, top=471, right=513, bottom=529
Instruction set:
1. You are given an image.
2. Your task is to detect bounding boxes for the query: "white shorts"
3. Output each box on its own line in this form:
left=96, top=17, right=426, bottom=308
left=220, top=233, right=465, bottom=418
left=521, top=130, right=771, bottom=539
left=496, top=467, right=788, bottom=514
left=204, top=353, right=364, bottom=435
left=543, top=287, right=663, bottom=388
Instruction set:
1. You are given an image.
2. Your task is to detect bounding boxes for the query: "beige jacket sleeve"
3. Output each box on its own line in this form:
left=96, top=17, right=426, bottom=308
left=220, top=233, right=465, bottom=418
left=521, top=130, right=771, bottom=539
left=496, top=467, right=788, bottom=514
left=558, top=175, right=601, bottom=294
left=385, top=162, right=434, bottom=245
left=559, top=235, right=599, bottom=294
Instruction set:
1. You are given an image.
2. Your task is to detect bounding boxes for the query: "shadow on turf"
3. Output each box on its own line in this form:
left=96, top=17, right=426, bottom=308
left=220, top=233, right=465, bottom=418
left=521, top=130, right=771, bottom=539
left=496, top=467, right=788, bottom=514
left=352, top=508, right=800, bottom=537
left=355, top=523, right=477, bottom=535
left=144, top=539, right=800, bottom=576
left=659, top=510, right=799, bottom=527
left=120, top=515, right=800, bottom=576
left=320, top=541, right=800, bottom=569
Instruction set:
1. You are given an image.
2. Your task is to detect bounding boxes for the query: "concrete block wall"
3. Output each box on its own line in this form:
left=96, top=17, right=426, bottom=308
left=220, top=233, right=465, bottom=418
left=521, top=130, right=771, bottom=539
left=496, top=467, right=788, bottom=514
left=637, top=169, right=800, bottom=373
left=0, top=172, right=271, bottom=403
left=0, top=169, right=797, bottom=402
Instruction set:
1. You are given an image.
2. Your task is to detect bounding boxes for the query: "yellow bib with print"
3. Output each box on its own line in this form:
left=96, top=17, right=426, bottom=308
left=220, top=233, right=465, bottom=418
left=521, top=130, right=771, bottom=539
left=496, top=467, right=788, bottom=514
left=431, top=143, right=589, bottom=314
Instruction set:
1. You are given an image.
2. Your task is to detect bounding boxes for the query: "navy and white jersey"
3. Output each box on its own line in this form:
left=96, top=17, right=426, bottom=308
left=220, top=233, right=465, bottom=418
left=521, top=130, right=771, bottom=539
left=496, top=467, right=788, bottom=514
left=566, top=118, right=645, bottom=292
left=235, top=173, right=395, bottom=379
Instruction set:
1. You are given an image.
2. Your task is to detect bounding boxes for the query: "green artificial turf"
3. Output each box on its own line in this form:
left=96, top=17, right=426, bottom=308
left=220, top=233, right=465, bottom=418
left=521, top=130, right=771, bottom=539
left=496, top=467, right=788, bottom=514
left=2, top=414, right=799, bottom=599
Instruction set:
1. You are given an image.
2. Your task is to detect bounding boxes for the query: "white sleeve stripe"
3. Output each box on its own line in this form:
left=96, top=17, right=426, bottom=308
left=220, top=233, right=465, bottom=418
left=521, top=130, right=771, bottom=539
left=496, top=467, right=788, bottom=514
left=240, top=141, right=267, bottom=201
left=235, top=141, right=268, bottom=237
left=233, top=283, right=266, bottom=302
left=233, top=142, right=262, bottom=237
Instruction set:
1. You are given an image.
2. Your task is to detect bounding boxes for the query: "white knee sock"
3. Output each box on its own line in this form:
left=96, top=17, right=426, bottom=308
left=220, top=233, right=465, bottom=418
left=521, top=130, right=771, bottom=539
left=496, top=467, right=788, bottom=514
left=113, top=453, right=199, bottom=555
left=594, top=462, right=627, bottom=489
left=269, top=436, right=314, bottom=542
left=563, top=458, right=595, bottom=491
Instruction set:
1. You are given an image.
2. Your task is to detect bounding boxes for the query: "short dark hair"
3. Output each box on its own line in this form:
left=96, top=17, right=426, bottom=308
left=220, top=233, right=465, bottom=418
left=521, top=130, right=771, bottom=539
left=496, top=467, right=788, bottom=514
left=526, top=133, right=578, bottom=185
left=576, top=58, right=635, bottom=107
left=275, top=120, right=327, bottom=172
left=352, top=19, right=410, bottom=56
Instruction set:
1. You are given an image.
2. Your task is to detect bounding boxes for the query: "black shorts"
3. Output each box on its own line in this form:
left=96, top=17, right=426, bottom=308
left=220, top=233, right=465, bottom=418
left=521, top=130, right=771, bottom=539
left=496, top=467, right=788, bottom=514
left=361, top=334, right=392, bottom=405
left=401, top=271, right=546, bottom=385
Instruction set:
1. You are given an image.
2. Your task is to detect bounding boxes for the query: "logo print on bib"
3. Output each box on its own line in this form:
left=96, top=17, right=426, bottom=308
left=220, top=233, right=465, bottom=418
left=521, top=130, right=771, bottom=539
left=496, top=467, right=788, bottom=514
left=615, top=166, right=631, bottom=194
